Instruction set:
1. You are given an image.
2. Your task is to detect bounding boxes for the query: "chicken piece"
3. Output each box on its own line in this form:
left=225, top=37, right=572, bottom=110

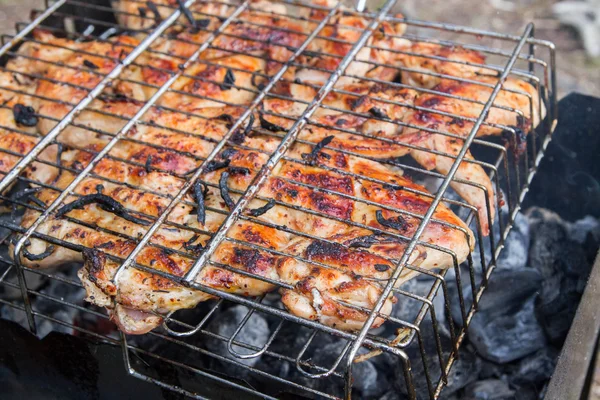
left=14, top=143, right=286, bottom=334
left=263, top=144, right=474, bottom=271
left=293, top=14, right=406, bottom=86
left=253, top=143, right=473, bottom=329
left=394, top=42, right=495, bottom=89
left=277, top=239, right=396, bottom=330
left=263, top=82, right=497, bottom=235
left=117, top=0, right=406, bottom=85
left=0, top=97, right=40, bottom=176
left=416, top=77, right=544, bottom=135
left=115, top=0, right=247, bottom=31
left=394, top=42, right=545, bottom=128
left=395, top=76, right=543, bottom=235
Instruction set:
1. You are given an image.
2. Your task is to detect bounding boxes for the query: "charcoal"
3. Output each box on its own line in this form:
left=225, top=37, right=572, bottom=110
left=567, top=215, right=600, bottom=245
left=286, top=339, right=388, bottom=399
left=463, top=379, right=515, bottom=399
left=514, top=385, right=540, bottom=400
left=444, top=349, right=481, bottom=395
left=393, top=321, right=478, bottom=399
left=477, top=359, right=504, bottom=380
left=388, top=277, right=446, bottom=331
left=0, top=270, right=45, bottom=299
left=255, top=324, right=334, bottom=381
left=379, top=390, right=405, bottom=400
left=469, top=296, right=546, bottom=363
left=527, top=208, right=592, bottom=343
left=498, top=211, right=530, bottom=270
left=449, top=267, right=542, bottom=327
left=205, top=305, right=270, bottom=368
left=509, top=347, right=558, bottom=385
left=470, top=208, right=530, bottom=271
left=351, top=358, right=387, bottom=399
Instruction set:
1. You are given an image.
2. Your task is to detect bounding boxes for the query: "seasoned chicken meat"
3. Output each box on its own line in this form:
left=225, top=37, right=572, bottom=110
left=0, top=0, right=543, bottom=335
left=13, top=100, right=472, bottom=333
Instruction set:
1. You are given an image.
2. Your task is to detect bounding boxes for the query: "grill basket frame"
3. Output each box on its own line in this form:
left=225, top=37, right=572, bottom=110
left=0, top=0, right=557, bottom=398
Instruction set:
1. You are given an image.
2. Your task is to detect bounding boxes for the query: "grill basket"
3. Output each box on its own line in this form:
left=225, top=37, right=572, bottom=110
left=0, top=0, right=557, bottom=399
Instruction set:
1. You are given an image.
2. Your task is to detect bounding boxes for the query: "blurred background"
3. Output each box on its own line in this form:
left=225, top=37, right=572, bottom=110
left=0, top=0, right=598, bottom=97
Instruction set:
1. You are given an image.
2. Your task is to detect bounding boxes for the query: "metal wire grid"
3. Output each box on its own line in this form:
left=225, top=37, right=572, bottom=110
left=0, top=0, right=557, bottom=398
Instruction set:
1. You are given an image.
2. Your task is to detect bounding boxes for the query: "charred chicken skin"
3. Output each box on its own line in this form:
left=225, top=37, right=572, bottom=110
left=0, top=0, right=541, bottom=334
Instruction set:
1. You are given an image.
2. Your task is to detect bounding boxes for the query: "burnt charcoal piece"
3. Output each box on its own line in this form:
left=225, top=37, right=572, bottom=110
left=443, top=350, right=481, bottom=395
left=449, top=267, right=542, bottom=326
left=0, top=320, right=164, bottom=400
left=392, top=321, right=480, bottom=399
left=469, top=205, right=530, bottom=271
left=523, top=93, right=600, bottom=220
left=447, top=267, right=545, bottom=363
left=293, top=339, right=389, bottom=399
left=463, top=379, right=515, bottom=400
left=387, top=278, right=445, bottom=328
left=509, top=347, right=559, bottom=385
left=527, top=208, right=591, bottom=343
left=469, top=296, right=546, bottom=364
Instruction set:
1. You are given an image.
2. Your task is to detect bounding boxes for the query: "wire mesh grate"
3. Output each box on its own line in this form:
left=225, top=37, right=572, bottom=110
left=0, top=0, right=557, bottom=398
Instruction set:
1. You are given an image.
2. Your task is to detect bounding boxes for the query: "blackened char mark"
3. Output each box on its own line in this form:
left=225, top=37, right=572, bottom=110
left=420, top=97, right=442, bottom=109
left=13, top=104, right=38, bottom=127
left=305, top=240, right=344, bottom=260
left=22, top=241, right=55, bottom=261
left=56, top=193, right=151, bottom=226
left=368, top=107, right=388, bottom=119
left=248, top=199, right=275, bottom=217
left=219, top=171, right=235, bottom=209
left=83, top=248, right=106, bottom=283
left=375, top=210, right=410, bottom=232
left=219, top=68, right=236, bottom=91
left=303, top=135, right=334, bottom=166
left=231, top=247, right=272, bottom=274
left=259, top=113, right=285, bottom=132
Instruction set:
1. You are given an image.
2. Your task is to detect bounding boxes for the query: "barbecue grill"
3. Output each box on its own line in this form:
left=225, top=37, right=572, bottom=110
left=0, top=0, right=558, bottom=398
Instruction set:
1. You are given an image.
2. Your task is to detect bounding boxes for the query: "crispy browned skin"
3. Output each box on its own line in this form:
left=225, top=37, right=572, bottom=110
left=3, top=5, right=489, bottom=334
left=261, top=83, right=496, bottom=235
